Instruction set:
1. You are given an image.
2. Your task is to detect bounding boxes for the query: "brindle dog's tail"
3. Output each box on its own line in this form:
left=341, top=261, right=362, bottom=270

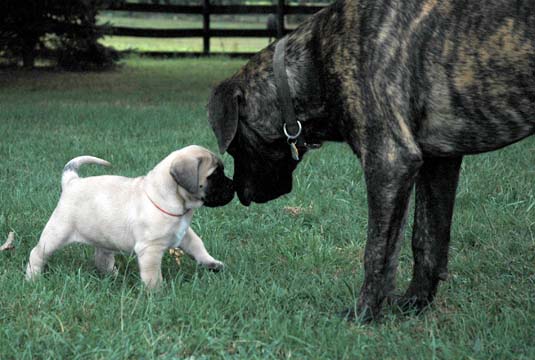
left=61, top=156, right=111, bottom=190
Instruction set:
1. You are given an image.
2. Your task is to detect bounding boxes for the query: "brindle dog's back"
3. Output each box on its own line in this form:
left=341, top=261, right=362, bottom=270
left=420, top=0, right=535, bottom=156
left=310, top=0, right=534, bottom=157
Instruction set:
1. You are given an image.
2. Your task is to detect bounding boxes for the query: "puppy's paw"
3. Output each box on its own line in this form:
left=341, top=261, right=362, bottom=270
left=202, top=259, right=225, bottom=272
left=110, top=266, right=119, bottom=277
left=25, top=264, right=43, bottom=281
left=96, top=265, right=119, bottom=277
left=25, top=270, right=40, bottom=282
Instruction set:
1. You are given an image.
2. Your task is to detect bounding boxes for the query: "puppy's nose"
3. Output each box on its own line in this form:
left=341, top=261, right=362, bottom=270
left=226, top=178, right=235, bottom=192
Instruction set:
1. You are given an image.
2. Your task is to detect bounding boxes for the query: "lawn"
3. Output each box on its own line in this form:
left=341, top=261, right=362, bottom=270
left=0, top=57, right=534, bottom=359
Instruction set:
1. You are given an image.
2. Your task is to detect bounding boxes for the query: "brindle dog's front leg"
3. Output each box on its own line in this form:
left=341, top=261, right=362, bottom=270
left=399, top=156, right=463, bottom=312
left=349, top=147, right=422, bottom=321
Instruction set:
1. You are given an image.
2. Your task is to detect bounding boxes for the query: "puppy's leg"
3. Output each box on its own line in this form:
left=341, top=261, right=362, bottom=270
left=94, top=248, right=116, bottom=275
left=180, top=228, right=224, bottom=271
left=26, top=217, right=72, bottom=280
left=135, top=244, right=165, bottom=289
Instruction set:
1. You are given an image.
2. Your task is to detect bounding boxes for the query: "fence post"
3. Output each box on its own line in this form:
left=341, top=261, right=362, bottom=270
left=203, top=0, right=210, bottom=54
left=277, top=0, right=285, bottom=39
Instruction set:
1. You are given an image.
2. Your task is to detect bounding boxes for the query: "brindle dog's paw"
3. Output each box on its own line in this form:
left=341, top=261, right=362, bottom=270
left=339, top=306, right=377, bottom=323
left=394, top=294, right=433, bottom=315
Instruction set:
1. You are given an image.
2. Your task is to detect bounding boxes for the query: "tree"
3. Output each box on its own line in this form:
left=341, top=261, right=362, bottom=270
left=0, top=0, right=120, bottom=69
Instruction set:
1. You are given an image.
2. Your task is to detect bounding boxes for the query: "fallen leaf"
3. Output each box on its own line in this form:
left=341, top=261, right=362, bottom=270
left=283, top=206, right=304, bottom=217
left=168, top=248, right=184, bottom=266
left=283, top=204, right=313, bottom=217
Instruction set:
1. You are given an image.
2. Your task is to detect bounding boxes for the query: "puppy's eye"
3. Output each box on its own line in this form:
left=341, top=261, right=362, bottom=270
left=200, top=185, right=203, bottom=188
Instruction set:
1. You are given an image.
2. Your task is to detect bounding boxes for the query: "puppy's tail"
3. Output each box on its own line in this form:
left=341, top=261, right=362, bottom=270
left=62, top=156, right=111, bottom=189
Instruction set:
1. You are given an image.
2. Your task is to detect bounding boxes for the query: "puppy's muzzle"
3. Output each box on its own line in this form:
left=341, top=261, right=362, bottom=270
left=203, top=174, right=235, bottom=207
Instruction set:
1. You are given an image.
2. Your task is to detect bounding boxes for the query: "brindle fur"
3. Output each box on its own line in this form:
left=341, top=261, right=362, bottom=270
left=208, top=0, right=535, bottom=320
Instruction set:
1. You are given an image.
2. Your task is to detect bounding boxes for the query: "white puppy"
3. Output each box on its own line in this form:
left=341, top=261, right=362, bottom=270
left=26, top=145, right=234, bottom=288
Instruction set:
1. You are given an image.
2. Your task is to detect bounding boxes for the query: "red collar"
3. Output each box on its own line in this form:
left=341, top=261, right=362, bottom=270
left=145, top=191, right=188, bottom=217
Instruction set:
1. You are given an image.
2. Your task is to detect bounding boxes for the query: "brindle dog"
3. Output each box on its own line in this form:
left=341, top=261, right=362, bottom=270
left=208, top=0, right=535, bottom=320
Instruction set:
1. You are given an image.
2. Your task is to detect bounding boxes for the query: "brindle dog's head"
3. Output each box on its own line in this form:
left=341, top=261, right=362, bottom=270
left=208, top=34, right=328, bottom=205
left=207, top=51, right=302, bottom=206
left=207, top=82, right=297, bottom=205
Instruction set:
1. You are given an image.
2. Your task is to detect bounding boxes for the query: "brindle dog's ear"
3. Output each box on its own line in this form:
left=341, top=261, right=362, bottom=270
left=170, top=157, right=201, bottom=194
left=208, top=80, right=243, bottom=154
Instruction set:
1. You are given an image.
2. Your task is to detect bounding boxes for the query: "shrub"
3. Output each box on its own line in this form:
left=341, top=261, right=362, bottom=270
left=0, top=0, right=121, bottom=70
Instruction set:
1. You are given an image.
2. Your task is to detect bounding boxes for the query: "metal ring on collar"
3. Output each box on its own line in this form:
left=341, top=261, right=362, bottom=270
left=283, top=121, right=302, bottom=140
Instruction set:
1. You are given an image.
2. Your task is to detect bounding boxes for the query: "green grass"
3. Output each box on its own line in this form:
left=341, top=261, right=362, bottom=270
left=101, top=35, right=271, bottom=53
left=1, top=57, right=534, bottom=359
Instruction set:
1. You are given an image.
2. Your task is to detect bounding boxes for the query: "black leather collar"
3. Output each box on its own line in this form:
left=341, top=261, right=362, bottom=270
left=273, top=37, right=306, bottom=160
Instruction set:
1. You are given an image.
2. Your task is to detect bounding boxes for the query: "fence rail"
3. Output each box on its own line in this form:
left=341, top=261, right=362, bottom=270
left=102, top=1, right=326, bottom=56
left=106, top=3, right=323, bottom=15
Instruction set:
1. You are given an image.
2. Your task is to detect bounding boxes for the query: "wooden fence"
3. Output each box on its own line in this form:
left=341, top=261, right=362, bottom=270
left=104, top=1, right=325, bottom=57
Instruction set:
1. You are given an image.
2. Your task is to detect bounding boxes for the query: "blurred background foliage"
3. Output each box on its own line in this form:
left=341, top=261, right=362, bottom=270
left=0, top=0, right=332, bottom=69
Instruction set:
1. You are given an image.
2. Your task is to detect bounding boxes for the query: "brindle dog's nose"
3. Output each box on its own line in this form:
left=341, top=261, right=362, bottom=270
left=237, top=186, right=253, bottom=206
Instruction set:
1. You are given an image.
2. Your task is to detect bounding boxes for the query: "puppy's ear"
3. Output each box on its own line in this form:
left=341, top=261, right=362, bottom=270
left=170, top=157, right=201, bottom=194
left=207, top=79, right=243, bottom=154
